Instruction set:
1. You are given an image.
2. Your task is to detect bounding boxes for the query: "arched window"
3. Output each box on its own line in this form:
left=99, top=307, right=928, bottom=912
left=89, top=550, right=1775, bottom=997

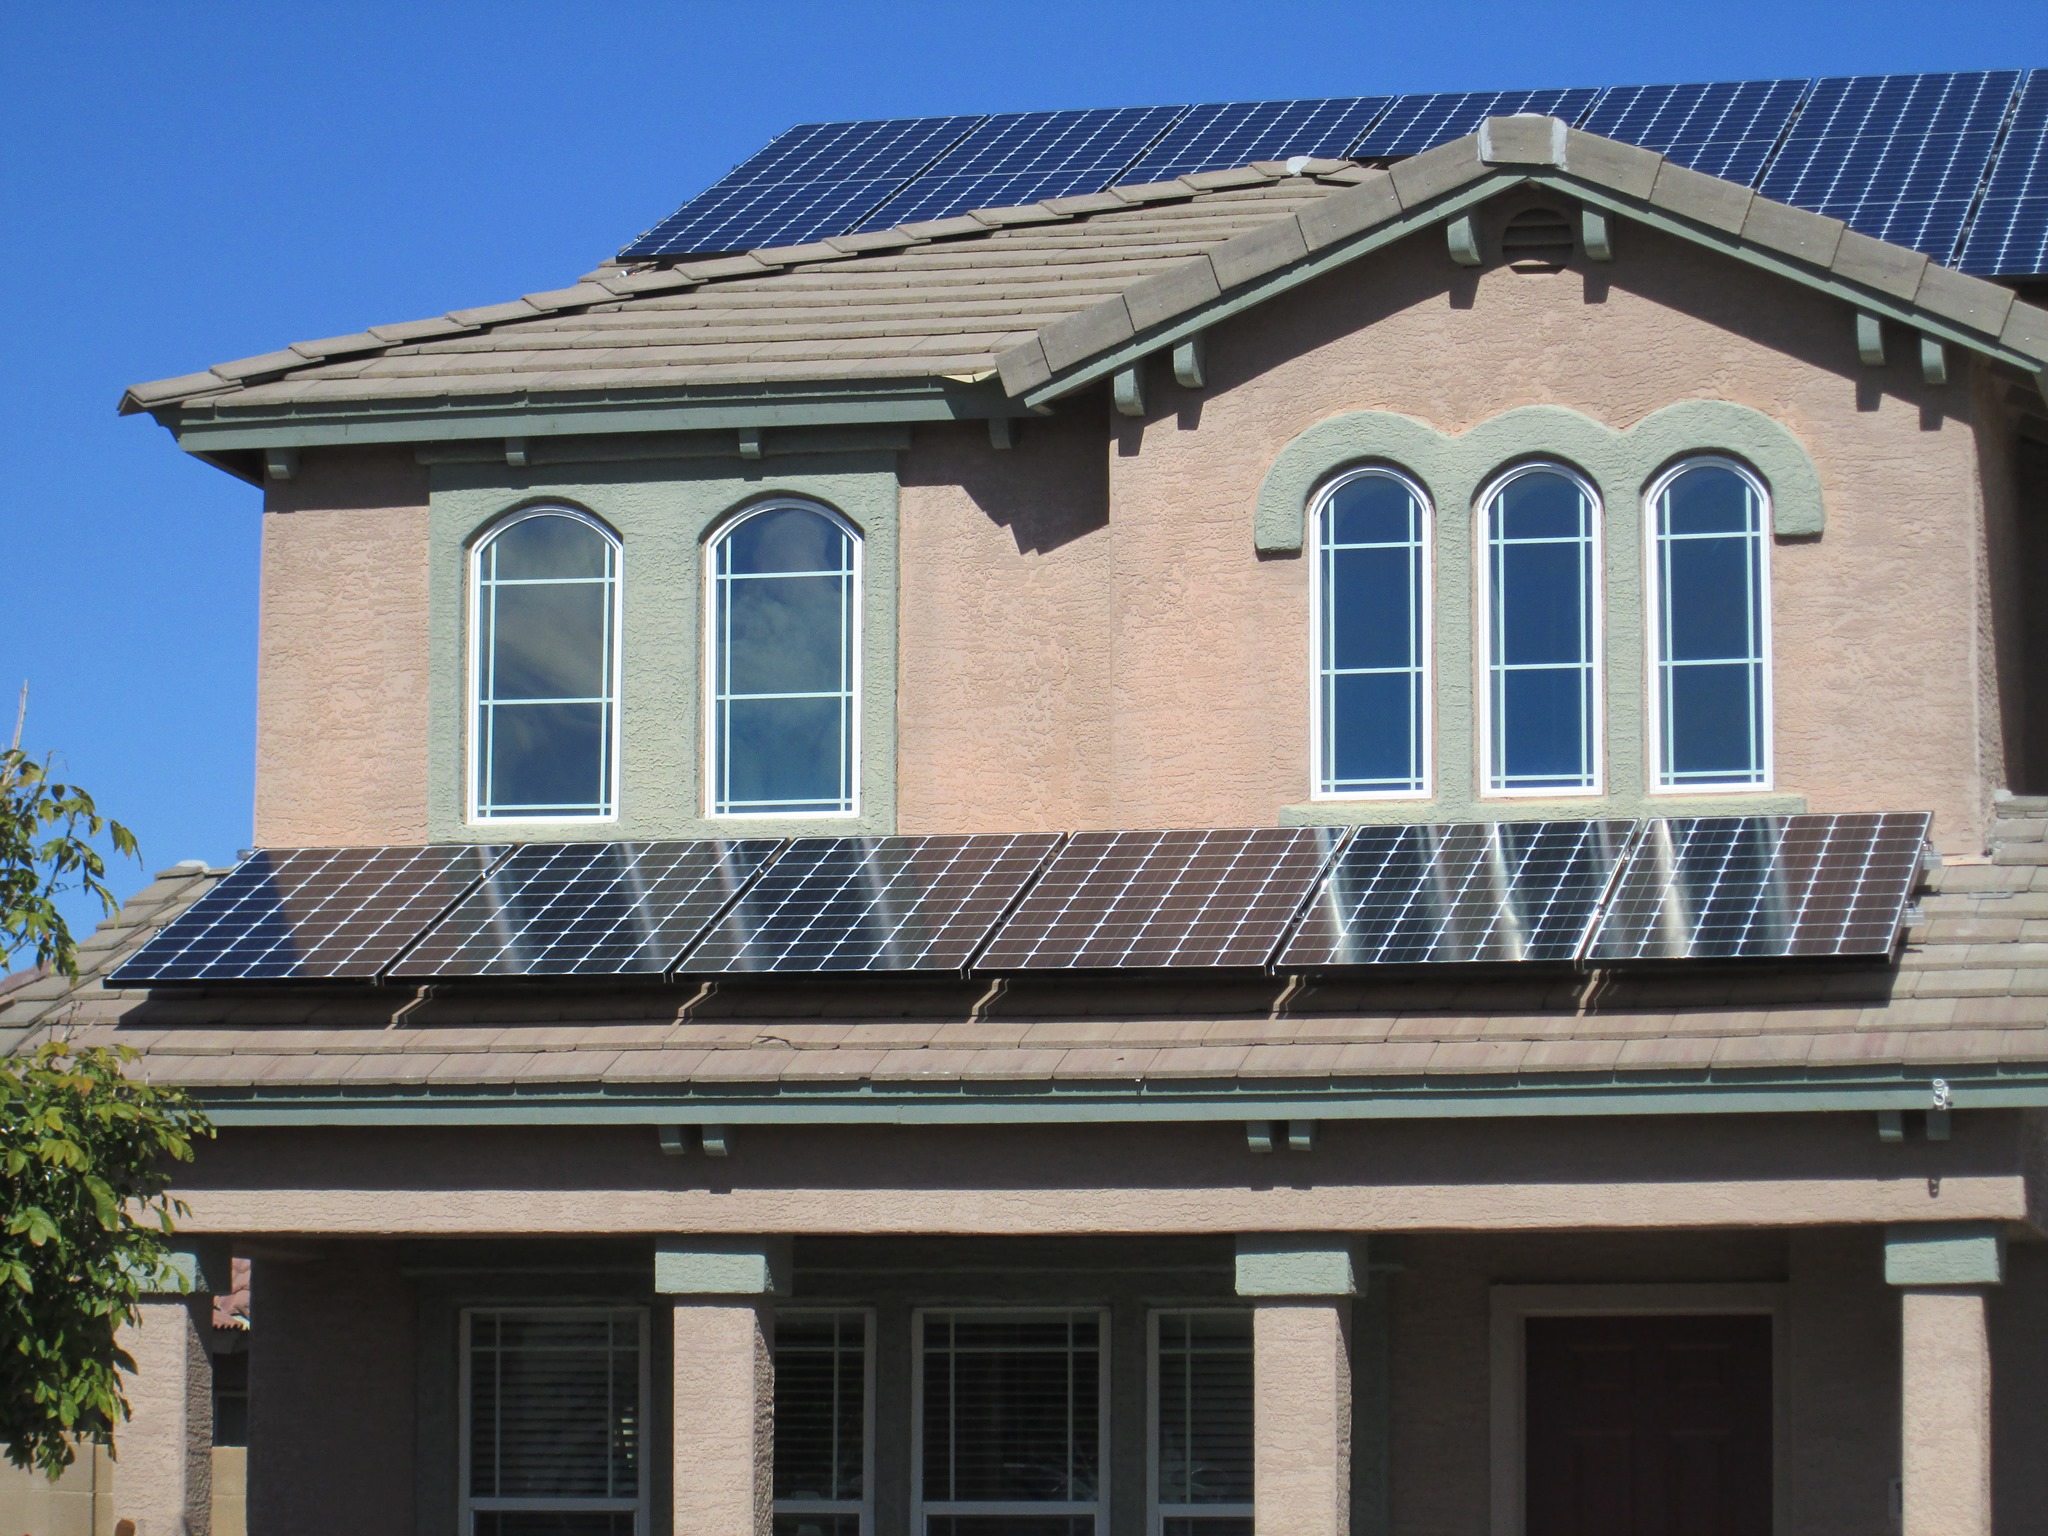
left=1480, top=463, right=1601, bottom=795
left=708, top=500, right=860, bottom=817
left=1647, top=458, right=1771, bottom=789
left=469, top=507, right=620, bottom=821
left=1311, top=467, right=1431, bottom=797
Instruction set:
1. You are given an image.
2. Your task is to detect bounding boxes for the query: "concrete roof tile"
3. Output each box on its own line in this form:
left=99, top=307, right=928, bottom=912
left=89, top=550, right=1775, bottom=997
left=1207, top=215, right=1309, bottom=290
left=1036, top=299, right=1135, bottom=374
left=1996, top=299, right=2048, bottom=362
left=1387, top=134, right=1487, bottom=207
left=1329, top=1040, right=1438, bottom=1075
left=1120, top=255, right=1223, bottom=332
left=1913, top=262, right=2015, bottom=337
left=1739, top=198, right=1845, bottom=269
left=1647, top=159, right=1753, bottom=235
left=1561, top=129, right=1663, bottom=200
left=1426, top=1040, right=1529, bottom=1074
left=1830, top=229, right=1931, bottom=302
left=1296, top=170, right=1402, bottom=253
left=209, top=349, right=306, bottom=382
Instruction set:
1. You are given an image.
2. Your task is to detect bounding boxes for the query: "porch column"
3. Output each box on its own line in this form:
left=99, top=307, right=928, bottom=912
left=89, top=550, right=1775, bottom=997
left=1886, top=1222, right=2004, bottom=1536
left=113, top=1243, right=227, bottom=1536
left=659, top=1237, right=789, bottom=1536
left=1236, top=1235, right=1357, bottom=1536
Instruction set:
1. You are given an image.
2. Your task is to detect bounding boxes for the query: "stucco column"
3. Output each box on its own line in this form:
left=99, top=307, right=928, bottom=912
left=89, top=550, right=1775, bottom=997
left=113, top=1245, right=227, bottom=1536
left=1237, top=1235, right=1357, bottom=1536
left=1886, top=1223, right=2004, bottom=1536
left=659, top=1238, right=788, bottom=1536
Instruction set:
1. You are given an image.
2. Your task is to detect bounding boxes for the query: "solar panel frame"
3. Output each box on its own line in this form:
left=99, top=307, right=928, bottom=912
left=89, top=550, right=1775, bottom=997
left=389, top=839, right=784, bottom=979
left=1582, top=812, right=1931, bottom=962
left=1958, top=68, right=2048, bottom=277
left=677, top=833, right=1064, bottom=974
left=1279, top=819, right=1637, bottom=968
left=108, top=845, right=510, bottom=986
left=1117, top=96, right=1395, bottom=184
left=973, top=827, right=1347, bottom=972
left=1348, top=87, right=1600, bottom=159
left=851, top=105, right=1188, bottom=230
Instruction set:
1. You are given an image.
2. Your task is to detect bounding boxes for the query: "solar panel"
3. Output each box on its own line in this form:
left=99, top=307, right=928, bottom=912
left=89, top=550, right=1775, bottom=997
left=620, top=115, right=985, bottom=259
left=1119, top=97, right=1393, bottom=184
left=852, top=106, right=1186, bottom=230
left=1758, top=72, right=2020, bottom=262
left=389, top=839, right=783, bottom=979
left=109, top=845, right=508, bottom=985
left=678, top=833, right=1062, bottom=973
left=1279, top=819, right=1635, bottom=967
left=974, top=827, right=1343, bottom=971
left=1349, top=87, right=1600, bottom=159
left=1581, top=79, right=1808, bottom=186
left=1582, top=812, right=1931, bottom=962
left=1958, top=68, right=2048, bottom=277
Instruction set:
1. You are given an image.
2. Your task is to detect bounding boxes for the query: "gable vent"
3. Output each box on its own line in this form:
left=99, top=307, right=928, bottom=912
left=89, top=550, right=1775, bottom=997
left=1501, top=207, right=1576, bottom=272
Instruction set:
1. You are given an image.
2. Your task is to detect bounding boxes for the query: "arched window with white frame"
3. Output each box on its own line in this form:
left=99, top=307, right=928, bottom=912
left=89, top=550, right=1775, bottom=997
left=1310, top=466, right=1432, bottom=798
left=1647, top=457, right=1772, bottom=790
left=1479, top=462, right=1602, bottom=796
left=707, top=499, right=861, bottom=817
left=469, top=506, right=621, bottom=822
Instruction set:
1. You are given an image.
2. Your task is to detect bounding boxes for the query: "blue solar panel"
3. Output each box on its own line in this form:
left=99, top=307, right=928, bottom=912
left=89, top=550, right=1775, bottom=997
left=1119, top=97, right=1394, bottom=184
left=1959, top=68, right=2048, bottom=277
left=1758, top=72, right=2020, bottom=262
left=852, top=106, right=1186, bottom=229
left=622, top=115, right=984, bottom=258
left=1350, top=87, right=1599, bottom=159
left=1582, top=79, right=1808, bottom=186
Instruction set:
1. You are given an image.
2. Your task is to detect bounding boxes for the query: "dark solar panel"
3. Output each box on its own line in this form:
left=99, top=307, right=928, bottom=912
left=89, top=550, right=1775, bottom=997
left=1350, top=87, right=1600, bottom=159
left=108, top=845, right=508, bottom=985
left=1958, top=68, right=2048, bottom=277
left=1279, top=819, right=1635, bottom=967
left=389, top=840, right=782, bottom=979
left=679, top=833, right=1062, bottom=973
left=621, top=115, right=985, bottom=258
left=1583, top=812, right=1931, bottom=962
left=975, top=827, right=1344, bottom=971
left=1581, top=79, right=1809, bottom=186
left=1758, top=72, right=2020, bottom=262
left=852, top=106, right=1186, bottom=229
left=1119, top=97, right=1394, bottom=183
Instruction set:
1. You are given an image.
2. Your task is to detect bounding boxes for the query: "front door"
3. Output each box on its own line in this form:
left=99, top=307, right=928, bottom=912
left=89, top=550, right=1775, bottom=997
left=1525, top=1313, right=1772, bottom=1536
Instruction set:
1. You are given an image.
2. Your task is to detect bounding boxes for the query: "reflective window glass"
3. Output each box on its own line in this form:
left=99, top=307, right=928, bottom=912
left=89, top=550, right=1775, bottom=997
left=1484, top=467, right=1600, bottom=793
left=1653, top=461, right=1769, bottom=787
left=1315, top=470, right=1429, bottom=796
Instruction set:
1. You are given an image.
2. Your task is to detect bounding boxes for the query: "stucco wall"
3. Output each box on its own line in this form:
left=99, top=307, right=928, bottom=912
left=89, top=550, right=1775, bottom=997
left=246, top=1242, right=416, bottom=1536
left=256, top=448, right=432, bottom=846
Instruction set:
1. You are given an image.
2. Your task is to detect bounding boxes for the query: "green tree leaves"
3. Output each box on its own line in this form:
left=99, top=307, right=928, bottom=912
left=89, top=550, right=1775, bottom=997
left=1, top=747, right=139, bottom=979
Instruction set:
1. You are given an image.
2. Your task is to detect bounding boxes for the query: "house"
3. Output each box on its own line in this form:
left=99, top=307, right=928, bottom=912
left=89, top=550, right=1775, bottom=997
left=6, top=71, right=2048, bottom=1536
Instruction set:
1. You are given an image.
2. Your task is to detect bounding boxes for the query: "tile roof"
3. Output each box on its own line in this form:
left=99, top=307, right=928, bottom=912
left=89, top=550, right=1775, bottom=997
left=122, top=121, right=2048, bottom=423
left=8, top=803, right=2048, bottom=1111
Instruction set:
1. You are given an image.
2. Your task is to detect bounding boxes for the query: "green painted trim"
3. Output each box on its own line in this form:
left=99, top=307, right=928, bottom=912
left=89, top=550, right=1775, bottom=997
left=1884, top=1221, right=2006, bottom=1285
left=414, top=424, right=912, bottom=467
left=1254, top=403, right=1820, bottom=821
left=426, top=453, right=900, bottom=842
left=653, top=1236, right=791, bottom=1295
left=186, top=1070, right=2048, bottom=1127
left=1235, top=1235, right=1360, bottom=1296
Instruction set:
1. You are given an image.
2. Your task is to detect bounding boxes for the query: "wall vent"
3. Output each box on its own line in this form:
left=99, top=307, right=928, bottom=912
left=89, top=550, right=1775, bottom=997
left=1501, top=207, right=1576, bottom=272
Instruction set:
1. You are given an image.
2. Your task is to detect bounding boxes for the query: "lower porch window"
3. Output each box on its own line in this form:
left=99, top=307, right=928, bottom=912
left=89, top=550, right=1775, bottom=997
left=776, top=1309, right=874, bottom=1536
left=462, top=1307, right=647, bottom=1536
left=1151, top=1311, right=1253, bottom=1536
left=915, top=1309, right=1107, bottom=1536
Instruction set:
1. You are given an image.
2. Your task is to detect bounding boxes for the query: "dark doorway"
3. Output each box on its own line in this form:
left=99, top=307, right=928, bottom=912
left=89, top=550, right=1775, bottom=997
left=1525, top=1313, right=1772, bottom=1536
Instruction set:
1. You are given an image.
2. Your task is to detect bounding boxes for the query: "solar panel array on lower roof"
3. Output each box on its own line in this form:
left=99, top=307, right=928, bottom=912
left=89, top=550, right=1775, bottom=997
left=390, top=839, right=782, bottom=979
left=1583, top=812, right=1932, bottom=961
left=679, top=833, right=1063, bottom=973
left=974, top=827, right=1343, bottom=971
left=109, top=844, right=508, bottom=985
left=1281, top=819, right=1634, bottom=967
left=617, top=70, right=2048, bottom=277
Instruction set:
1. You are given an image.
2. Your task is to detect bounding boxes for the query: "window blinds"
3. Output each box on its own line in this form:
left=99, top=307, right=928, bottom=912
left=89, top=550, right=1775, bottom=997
left=775, top=1310, right=871, bottom=1536
left=1154, top=1311, right=1253, bottom=1536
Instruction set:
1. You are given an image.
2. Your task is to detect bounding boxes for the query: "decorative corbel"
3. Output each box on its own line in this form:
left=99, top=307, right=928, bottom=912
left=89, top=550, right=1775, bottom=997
left=988, top=416, right=1018, bottom=450
left=1919, top=335, right=1948, bottom=386
left=1172, top=332, right=1206, bottom=389
left=1446, top=213, right=1482, bottom=267
left=503, top=437, right=530, bottom=468
left=1855, top=312, right=1886, bottom=366
left=738, top=427, right=764, bottom=460
left=263, top=446, right=299, bottom=482
left=1580, top=208, right=1614, bottom=262
left=1112, top=362, right=1146, bottom=418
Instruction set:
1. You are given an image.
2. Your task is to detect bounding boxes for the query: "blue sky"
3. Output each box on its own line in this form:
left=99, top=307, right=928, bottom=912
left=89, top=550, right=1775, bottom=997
left=5, top=0, right=2045, bottom=935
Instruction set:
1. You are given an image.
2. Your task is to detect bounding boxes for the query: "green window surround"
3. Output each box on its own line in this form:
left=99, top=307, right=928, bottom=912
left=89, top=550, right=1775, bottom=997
left=427, top=452, right=900, bottom=843
left=1258, top=402, right=1821, bottom=827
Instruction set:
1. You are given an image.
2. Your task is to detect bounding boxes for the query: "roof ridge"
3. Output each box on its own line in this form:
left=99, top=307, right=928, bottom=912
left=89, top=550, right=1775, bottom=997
left=120, top=159, right=1365, bottom=413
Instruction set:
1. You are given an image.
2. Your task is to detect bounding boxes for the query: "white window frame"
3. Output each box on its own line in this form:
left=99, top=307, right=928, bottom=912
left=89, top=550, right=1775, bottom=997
left=458, top=1304, right=650, bottom=1536
left=1643, top=456, right=1775, bottom=794
left=911, top=1307, right=1111, bottom=1536
left=1307, top=466, right=1434, bottom=802
left=774, top=1307, right=877, bottom=1536
left=467, top=505, right=624, bottom=825
left=1476, top=461, right=1605, bottom=799
left=703, top=498, right=864, bottom=820
left=1147, top=1309, right=1254, bottom=1536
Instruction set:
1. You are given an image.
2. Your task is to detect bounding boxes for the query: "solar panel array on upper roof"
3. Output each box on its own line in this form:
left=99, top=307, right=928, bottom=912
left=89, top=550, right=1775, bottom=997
left=390, top=839, right=781, bottom=979
left=1959, top=68, right=2048, bottom=276
left=617, top=70, right=2048, bottom=279
left=109, top=845, right=507, bottom=985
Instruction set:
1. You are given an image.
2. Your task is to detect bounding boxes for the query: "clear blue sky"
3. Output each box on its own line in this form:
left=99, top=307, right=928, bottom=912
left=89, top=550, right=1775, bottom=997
left=5, top=0, right=2045, bottom=931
